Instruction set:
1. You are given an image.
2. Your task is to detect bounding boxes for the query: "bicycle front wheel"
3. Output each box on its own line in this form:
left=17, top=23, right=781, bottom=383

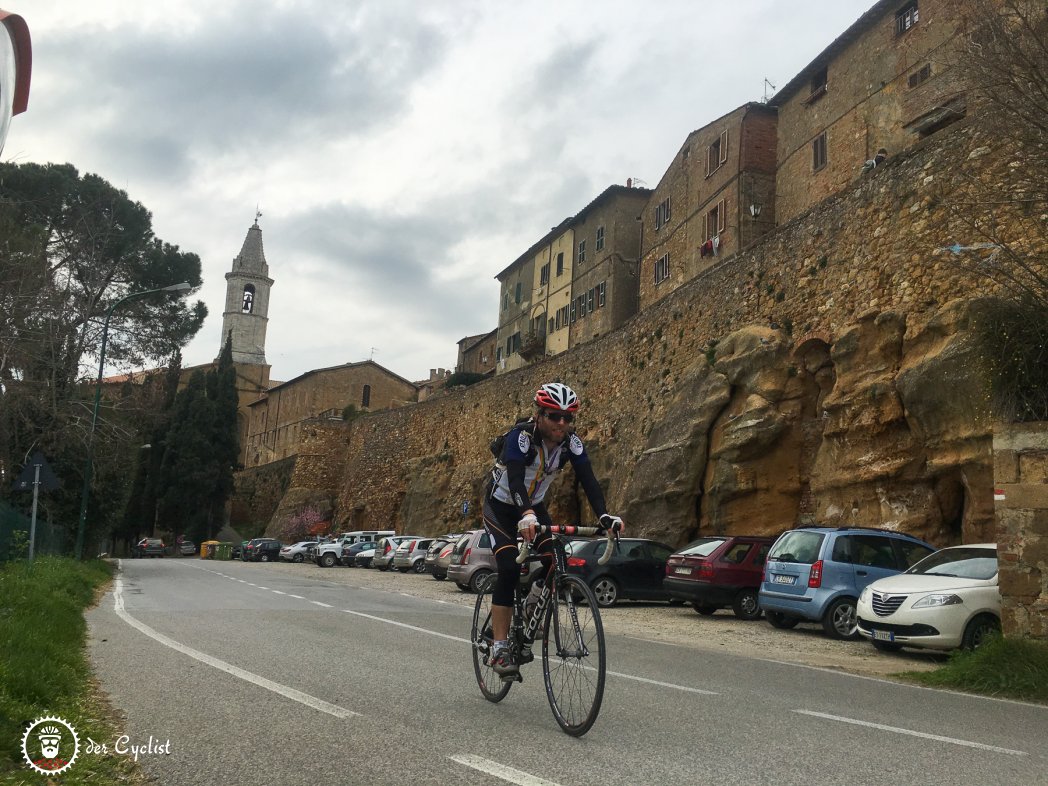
left=471, top=573, right=512, bottom=703
left=541, top=574, right=606, bottom=736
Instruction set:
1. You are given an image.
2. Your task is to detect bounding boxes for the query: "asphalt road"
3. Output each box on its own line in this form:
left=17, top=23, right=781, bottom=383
left=85, top=559, right=1048, bottom=786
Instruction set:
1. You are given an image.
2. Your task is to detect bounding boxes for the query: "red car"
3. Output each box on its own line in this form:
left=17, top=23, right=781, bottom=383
left=663, top=536, right=774, bottom=620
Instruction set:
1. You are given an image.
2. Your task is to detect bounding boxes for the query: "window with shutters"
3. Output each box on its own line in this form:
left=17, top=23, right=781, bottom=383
left=598, top=281, right=606, bottom=308
left=556, top=252, right=564, bottom=276
left=654, top=254, right=670, bottom=285
left=808, top=66, right=828, bottom=103
left=595, top=225, right=605, bottom=251
left=706, top=130, right=729, bottom=177
left=895, top=1, right=918, bottom=35
left=703, top=199, right=727, bottom=241
left=578, top=239, right=586, bottom=264
left=813, top=132, right=828, bottom=171
left=540, top=262, right=550, bottom=285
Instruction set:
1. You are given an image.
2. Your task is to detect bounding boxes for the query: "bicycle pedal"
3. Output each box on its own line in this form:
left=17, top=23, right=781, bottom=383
left=500, top=672, right=523, bottom=684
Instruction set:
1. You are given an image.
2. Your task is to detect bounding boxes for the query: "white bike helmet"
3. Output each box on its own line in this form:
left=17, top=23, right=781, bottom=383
left=534, top=382, right=580, bottom=412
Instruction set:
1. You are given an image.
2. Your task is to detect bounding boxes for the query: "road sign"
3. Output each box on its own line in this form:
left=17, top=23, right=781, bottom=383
left=12, top=452, right=61, bottom=492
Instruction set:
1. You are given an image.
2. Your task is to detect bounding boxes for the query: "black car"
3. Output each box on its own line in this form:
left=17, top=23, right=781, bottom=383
left=132, top=537, right=166, bottom=558
left=243, top=538, right=282, bottom=562
left=565, top=538, right=676, bottom=607
left=341, top=540, right=378, bottom=566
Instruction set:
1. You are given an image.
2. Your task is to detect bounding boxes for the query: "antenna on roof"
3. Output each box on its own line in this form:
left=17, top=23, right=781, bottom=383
left=762, top=78, right=777, bottom=103
left=369, top=347, right=377, bottom=361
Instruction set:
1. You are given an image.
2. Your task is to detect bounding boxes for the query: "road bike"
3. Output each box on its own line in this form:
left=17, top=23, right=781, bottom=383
left=470, top=524, right=616, bottom=737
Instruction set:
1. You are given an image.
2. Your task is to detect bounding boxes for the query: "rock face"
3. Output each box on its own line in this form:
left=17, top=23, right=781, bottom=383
left=617, top=299, right=994, bottom=546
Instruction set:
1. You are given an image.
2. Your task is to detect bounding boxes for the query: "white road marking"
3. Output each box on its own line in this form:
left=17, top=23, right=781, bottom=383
left=448, top=755, right=563, bottom=786
left=112, top=578, right=358, bottom=720
left=341, top=609, right=470, bottom=644
left=181, top=562, right=716, bottom=696
left=606, top=670, right=718, bottom=695
left=794, top=710, right=1027, bottom=756
left=625, top=635, right=686, bottom=648
left=288, top=594, right=304, bottom=599
left=271, top=590, right=286, bottom=595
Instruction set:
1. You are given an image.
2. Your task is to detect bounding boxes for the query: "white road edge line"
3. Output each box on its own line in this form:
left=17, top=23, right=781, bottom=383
left=112, top=578, right=358, bottom=720
left=310, top=601, right=333, bottom=608
left=794, top=710, right=1027, bottom=756
left=448, top=754, right=562, bottom=786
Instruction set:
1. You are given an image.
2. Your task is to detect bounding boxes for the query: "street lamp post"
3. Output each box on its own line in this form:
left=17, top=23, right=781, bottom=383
left=74, top=282, right=193, bottom=559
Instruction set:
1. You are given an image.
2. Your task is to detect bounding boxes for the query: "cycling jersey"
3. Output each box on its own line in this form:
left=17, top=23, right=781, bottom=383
left=488, top=422, right=607, bottom=518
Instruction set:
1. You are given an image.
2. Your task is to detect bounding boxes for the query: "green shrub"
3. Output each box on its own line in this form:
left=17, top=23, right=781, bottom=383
left=900, top=635, right=1048, bottom=702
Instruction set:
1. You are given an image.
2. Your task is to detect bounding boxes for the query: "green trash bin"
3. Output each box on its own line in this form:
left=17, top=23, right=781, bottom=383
left=215, top=542, right=233, bottom=560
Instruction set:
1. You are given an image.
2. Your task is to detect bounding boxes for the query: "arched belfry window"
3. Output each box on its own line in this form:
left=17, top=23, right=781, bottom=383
left=362, top=384, right=371, bottom=408
left=242, top=284, right=256, bottom=313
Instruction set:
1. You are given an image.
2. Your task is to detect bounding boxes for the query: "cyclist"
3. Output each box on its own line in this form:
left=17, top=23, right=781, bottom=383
left=483, top=381, right=623, bottom=677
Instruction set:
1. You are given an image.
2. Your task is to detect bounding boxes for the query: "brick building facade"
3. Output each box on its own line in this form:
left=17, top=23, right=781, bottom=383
left=772, top=0, right=968, bottom=224
left=242, top=360, right=417, bottom=469
left=456, top=330, right=497, bottom=376
left=639, top=103, right=777, bottom=310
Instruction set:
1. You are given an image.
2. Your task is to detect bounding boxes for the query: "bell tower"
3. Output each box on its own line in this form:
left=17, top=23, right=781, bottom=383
left=220, top=212, right=273, bottom=365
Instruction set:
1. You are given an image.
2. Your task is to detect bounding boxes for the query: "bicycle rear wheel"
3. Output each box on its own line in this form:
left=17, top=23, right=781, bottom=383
left=471, top=573, right=512, bottom=702
left=541, top=574, right=606, bottom=736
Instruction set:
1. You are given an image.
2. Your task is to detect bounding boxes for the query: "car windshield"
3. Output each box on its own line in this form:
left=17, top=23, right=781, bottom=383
left=906, top=547, right=998, bottom=580
left=768, top=531, right=825, bottom=564
left=678, top=538, right=726, bottom=557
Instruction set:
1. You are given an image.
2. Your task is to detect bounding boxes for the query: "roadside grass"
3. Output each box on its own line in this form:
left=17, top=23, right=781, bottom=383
left=898, top=635, right=1048, bottom=703
left=0, top=557, right=143, bottom=784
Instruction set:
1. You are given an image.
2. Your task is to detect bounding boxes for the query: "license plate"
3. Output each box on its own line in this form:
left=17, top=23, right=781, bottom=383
left=773, top=574, right=795, bottom=585
left=874, top=630, right=895, bottom=642
left=673, top=566, right=691, bottom=575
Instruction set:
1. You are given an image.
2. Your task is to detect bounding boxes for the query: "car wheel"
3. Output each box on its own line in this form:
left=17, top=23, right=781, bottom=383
left=293, top=554, right=304, bottom=563
left=872, top=639, right=903, bottom=653
left=766, top=611, right=800, bottom=629
left=822, top=597, right=859, bottom=640
left=469, top=570, right=493, bottom=594
left=692, top=604, right=718, bottom=616
left=590, top=577, right=619, bottom=608
left=259, top=554, right=270, bottom=562
left=961, top=614, right=1000, bottom=650
left=732, top=589, right=762, bottom=621
left=320, top=553, right=336, bottom=568
left=414, top=560, right=427, bottom=574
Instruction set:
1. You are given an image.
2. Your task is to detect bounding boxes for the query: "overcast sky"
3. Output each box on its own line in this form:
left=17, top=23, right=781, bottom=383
left=12, top=0, right=872, bottom=384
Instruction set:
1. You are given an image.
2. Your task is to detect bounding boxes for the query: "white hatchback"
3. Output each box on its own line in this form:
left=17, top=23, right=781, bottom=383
left=856, top=543, right=1001, bottom=652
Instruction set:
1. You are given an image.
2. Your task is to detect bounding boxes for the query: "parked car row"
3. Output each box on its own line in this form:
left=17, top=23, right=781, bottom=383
left=231, top=523, right=1003, bottom=656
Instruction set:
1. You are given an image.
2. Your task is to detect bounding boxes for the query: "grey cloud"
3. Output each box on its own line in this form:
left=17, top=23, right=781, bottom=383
left=37, top=6, right=450, bottom=179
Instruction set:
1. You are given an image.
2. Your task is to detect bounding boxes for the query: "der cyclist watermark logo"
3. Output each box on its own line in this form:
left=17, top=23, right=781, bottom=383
left=21, top=715, right=80, bottom=775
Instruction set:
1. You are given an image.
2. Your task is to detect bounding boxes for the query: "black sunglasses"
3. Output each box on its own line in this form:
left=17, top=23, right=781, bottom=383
left=543, top=412, right=574, bottom=424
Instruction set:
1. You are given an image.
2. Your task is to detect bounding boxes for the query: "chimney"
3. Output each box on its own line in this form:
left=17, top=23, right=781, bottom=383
left=626, top=178, right=632, bottom=188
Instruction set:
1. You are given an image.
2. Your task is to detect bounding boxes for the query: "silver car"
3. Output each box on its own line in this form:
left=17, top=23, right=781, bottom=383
left=446, top=529, right=496, bottom=593
left=372, top=535, right=412, bottom=571
left=392, top=537, right=436, bottom=573
left=279, top=541, right=317, bottom=563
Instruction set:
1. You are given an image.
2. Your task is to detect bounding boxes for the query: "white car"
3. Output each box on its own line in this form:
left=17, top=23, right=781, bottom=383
left=279, top=541, right=317, bottom=563
left=856, top=544, right=1001, bottom=652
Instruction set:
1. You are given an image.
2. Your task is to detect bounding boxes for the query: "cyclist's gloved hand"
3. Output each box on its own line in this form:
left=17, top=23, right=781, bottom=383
left=599, top=514, right=624, bottom=534
left=517, top=512, right=538, bottom=541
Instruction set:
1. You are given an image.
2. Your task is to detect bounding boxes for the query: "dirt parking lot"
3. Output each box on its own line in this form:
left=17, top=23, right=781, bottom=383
left=253, top=559, right=946, bottom=679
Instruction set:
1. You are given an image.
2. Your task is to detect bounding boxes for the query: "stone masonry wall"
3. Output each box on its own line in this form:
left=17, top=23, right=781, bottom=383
left=263, top=119, right=1030, bottom=547
left=995, top=423, right=1048, bottom=640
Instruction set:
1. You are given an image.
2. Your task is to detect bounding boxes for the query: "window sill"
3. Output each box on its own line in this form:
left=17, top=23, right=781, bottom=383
left=804, top=84, right=827, bottom=105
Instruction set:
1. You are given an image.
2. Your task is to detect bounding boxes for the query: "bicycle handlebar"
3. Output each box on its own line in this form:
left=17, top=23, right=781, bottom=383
left=515, top=523, right=618, bottom=566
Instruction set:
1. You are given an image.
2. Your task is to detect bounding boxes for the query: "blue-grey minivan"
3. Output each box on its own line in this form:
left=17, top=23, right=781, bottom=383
left=758, top=527, right=936, bottom=639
